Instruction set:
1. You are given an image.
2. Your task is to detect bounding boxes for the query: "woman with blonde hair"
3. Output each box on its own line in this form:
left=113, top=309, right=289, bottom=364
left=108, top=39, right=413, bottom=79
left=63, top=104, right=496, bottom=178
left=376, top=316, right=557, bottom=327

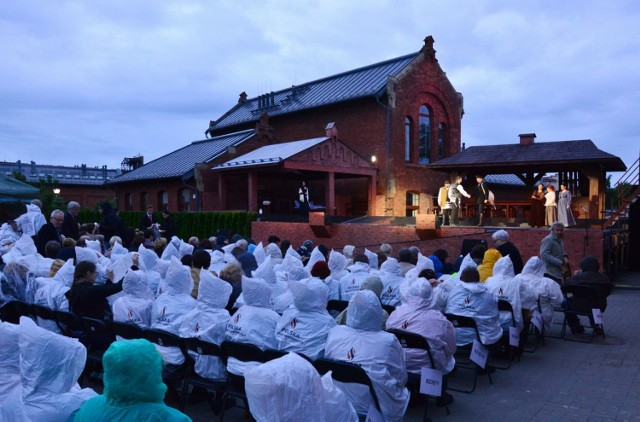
left=544, top=185, right=557, bottom=227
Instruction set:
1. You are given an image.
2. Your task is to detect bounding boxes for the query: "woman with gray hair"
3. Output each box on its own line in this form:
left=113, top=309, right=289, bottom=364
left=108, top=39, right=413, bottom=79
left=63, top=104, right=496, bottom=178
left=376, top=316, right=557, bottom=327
left=491, top=229, right=524, bottom=274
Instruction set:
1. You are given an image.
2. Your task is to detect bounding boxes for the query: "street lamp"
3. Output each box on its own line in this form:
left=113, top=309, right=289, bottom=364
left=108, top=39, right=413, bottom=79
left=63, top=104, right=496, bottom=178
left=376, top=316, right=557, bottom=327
left=53, top=188, right=61, bottom=195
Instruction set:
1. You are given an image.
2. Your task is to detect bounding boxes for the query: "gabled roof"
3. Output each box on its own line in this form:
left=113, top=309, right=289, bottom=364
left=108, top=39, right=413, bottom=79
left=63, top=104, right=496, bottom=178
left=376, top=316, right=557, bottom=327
left=428, top=140, right=626, bottom=172
left=213, top=137, right=327, bottom=169
left=0, top=174, right=40, bottom=201
left=209, top=53, right=419, bottom=131
left=108, top=129, right=254, bottom=184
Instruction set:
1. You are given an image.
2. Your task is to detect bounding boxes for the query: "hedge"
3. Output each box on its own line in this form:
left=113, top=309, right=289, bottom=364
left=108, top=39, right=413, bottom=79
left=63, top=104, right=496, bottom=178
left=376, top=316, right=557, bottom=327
left=77, top=210, right=258, bottom=240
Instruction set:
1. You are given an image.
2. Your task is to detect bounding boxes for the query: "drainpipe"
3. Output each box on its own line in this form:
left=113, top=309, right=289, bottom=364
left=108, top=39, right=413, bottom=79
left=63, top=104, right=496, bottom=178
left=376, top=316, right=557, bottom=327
left=375, top=84, right=392, bottom=216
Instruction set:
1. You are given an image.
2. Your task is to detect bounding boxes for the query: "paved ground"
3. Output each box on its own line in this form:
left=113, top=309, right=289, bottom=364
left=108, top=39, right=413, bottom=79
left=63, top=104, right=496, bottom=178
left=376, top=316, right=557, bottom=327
left=175, top=272, right=640, bottom=421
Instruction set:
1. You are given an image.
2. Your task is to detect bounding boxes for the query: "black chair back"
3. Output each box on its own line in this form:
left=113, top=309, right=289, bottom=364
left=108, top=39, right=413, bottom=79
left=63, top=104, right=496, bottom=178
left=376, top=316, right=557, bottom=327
left=220, top=340, right=267, bottom=364
left=0, top=301, right=32, bottom=324
left=314, top=358, right=381, bottom=412
left=326, top=300, right=349, bottom=313
left=387, top=328, right=436, bottom=368
left=112, top=321, right=146, bottom=340
left=183, top=337, right=225, bottom=362
left=382, top=304, right=396, bottom=315
left=55, top=310, right=84, bottom=337
left=497, top=299, right=517, bottom=327
left=32, top=304, right=57, bottom=321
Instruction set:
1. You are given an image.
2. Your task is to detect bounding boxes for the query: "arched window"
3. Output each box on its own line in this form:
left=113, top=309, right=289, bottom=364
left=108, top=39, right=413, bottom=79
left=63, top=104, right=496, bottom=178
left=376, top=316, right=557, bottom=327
left=178, top=188, right=191, bottom=212
left=404, top=117, right=412, bottom=162
left=157, top=191, right=168, bottom=210
left=124, top=193, right=133, bottom=211
left=418, top=105, right=432, bottom=165
left=139, top=192, right=149, bottom=211
left=406, top=191, right=419, bottom=217
left=437, top=123, right=447, bottom=160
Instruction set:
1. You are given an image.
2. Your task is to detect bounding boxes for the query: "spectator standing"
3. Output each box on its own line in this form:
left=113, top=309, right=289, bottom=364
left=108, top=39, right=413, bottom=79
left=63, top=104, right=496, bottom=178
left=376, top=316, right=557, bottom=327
left=492, top=230, right=524, bottom=275
left=61, top=201, right=81, bottom=240
left=539, top=222, right=565, bottom=284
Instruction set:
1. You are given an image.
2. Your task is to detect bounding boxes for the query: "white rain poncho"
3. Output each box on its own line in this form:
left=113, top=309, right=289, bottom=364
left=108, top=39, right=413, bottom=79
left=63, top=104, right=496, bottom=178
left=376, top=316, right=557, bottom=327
left=0, top=321, right=20, bottom=403
left=1, top=234, right=37, bottom=265
left=15, top=204, right=46, bottom=237
left=0, top=223, right=20, bottom=245
left=304, top=246, right=326, bottom=273
left=0, top=317, right=96, bottom=421
left=33, top=259, right=74, bottom=332
left=179, top=271, right=232, bottom=381
left=109, top=242, right=129, bottom=262
left=515, top=257, right=563, bottom=328
left=225, top=276, right=280, bottom=376
left=445, top=279, right=503, bottom=346
left=138, top=244, right=159, bottom=271
left=485, top=256, right=524, bottom=330
left=379, top=258, right=404, bottom=307
left=339, top=261, right=371, bottom=300
left=254, top=256, right=294, bottom=313
left=324, top=249, right=348, bottom=300
left=324, top=290, right=409, bottom=421
left=430, top=254, right=476, bottom=311
left=245, top=352, right=358, bottom=422
left=275, top=277, right=336, bottom=360
left=364, top=247, right=379, bottom=270
left=208, top=250, right=227, bottom=275
left=343, top=245, right=355, bottom=265
left=385, top=278, right=456, bottom=374
left=86, top=239, right=102, bottom=254
left=160, top=241, right=180, bottom=261
left=252, top=242, right=266, bottom=265
left=112, top=270, right=153, bottom=330
left=1, top=261, right=38, bottom=305
left=405, top=253, right=434, bottom=281
left=151, top=257, right=196, bottom=365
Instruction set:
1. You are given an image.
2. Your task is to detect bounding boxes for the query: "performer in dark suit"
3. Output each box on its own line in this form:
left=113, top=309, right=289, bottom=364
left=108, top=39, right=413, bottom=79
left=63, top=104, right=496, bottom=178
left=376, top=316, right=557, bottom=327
left=61, top=201, right=81, bottom=240
left=36, top=209, right=64, bottom=255
left=139, top=204, right=155, bottom=231
left=475, top=175, right=488, bottom=227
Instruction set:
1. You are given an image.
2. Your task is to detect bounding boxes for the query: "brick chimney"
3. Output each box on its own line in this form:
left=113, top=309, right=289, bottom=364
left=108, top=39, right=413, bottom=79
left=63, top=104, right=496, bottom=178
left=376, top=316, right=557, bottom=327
left=238, top=91, right=247, bottom=103
left=519, top=133, right=536, bottom=145
left=325, top=122, right=338, bottom=139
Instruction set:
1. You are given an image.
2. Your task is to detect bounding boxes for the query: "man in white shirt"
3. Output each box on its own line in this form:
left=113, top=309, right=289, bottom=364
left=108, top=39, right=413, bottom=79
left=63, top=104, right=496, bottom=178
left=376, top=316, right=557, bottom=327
left=448, top=176, right=471, bottom=226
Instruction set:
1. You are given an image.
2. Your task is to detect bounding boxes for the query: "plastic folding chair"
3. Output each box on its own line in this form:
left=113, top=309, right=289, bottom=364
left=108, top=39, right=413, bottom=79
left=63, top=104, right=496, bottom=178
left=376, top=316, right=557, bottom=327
left=445, top=313, right=493, bottom=394
left=145, top=328, right=192, bottom=404
left=0, top=300, right=33, bottom=324
left=79, top=317, right=116, bottom=385
left=388, top=328, right=450, bottom=421
left=382, top=304, right=396, bottom=315
left=219, top=341, right=269, bottom=421
left=561, top=284, right=605, bottom=343
left=494, top=299, right=517, bottom=369
left=326, top=300, right=349, bottom=313
left=313, top=358, right=382, bottom=418
left=179, top=337, right=227, bottom=414
left=112, top=320, right=146, bottom=340
left=54, top=310, right=84, bottom=338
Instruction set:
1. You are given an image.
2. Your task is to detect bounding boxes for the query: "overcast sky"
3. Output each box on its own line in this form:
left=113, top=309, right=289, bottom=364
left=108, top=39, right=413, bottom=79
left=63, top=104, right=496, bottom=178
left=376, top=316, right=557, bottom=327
left=1, top=1, right=638, bottom=178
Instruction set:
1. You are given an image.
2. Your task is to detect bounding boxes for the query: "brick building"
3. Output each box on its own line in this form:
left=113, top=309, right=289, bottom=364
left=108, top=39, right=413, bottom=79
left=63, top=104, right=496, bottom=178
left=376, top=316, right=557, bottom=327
left=107, top=36, right=464, bottom=217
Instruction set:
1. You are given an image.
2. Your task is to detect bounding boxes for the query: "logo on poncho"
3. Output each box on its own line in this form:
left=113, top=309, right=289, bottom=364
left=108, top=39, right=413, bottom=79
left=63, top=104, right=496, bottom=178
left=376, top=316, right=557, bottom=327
left=351, top=278, right=356, bottom=285
left=233, top=314, right=241, bottom=324
left=127, top=307, right=133, bottom=319
left=290, top=318, right=298, bottom=329
left=498, top=287, right=504, bottom=296
left=194, top=322, right=200, bottom=333
left=347, top=347, right=356, bottom=360
left=387, top=286, right=393, bottom=294
left=464, top=296, right=470, bottom=304
left=401, top=320, right=410, bottom=330
left=159, top=306, right=166, bottom=317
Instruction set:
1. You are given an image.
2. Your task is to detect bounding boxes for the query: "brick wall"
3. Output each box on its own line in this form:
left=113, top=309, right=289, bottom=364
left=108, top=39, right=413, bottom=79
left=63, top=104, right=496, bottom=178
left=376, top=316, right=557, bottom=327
left=252, top=221, right=603, bottom=273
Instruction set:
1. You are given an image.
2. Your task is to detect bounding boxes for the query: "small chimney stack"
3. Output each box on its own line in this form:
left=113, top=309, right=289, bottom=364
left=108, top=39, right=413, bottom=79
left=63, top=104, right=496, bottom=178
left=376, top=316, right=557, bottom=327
left=519, top=133, right=536, bottom=145
left=325, top=122, right=338, bottom=139
left=238, top=92, right=247, bottom=103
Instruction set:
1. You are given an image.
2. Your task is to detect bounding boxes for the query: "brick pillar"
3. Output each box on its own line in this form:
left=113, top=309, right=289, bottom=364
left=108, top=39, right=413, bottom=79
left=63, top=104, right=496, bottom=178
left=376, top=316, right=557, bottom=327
left=369, top=173, right=377, bottom=216
left=248, top=172, right=258, bottom=212
left=326, top=171, right=335, bottom=216
left=218, top=174, right=227, bottom=210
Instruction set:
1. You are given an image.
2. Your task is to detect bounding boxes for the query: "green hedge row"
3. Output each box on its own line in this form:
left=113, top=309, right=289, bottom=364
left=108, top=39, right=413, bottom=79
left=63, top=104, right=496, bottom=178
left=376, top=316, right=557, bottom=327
left=77, top=210, right=258, bottom=240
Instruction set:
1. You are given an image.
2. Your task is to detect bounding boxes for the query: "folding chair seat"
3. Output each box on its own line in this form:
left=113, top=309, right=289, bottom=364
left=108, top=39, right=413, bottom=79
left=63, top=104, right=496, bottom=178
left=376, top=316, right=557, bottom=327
left=326, top=300, right=349, bottom=313
left=54, top=310, right=84, bottom=338
left=524, top=298, right=545, bottom=352
left=145, top=328, right=192, bottom=404
left=382, top=304, right=396, bottom=315
left=219, top=341, right=269, bottom=421
left=561, top=285, right=605, bottom=343
left=179, top=337, right=227, bottom=414
left=494, top=299, right=517, bottom=369
left=112, top=320, right=146, bottom=340
left=0, top=300, right=33, bottom=324
left=313, top=357, right=382, bottom=419
left=264, top=348, right=313, bottom=364
left=387, top=328, right=450, bottom=421
left=444, top=313, right=493, bottom=394
left=79, top=317, right=116, bottom=385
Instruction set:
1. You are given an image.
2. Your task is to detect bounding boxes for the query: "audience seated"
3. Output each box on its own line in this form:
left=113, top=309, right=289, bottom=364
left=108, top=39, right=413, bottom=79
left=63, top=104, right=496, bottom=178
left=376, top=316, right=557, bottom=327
left=324, top=290, right=409, bottom=421
left=478, top=248, right=502, bottom=282
left=112, top=269, right=153, bottom=330
left=339, top=253, right=372, bottom=300
left=74, top=339, right=190, bottom=421
left=515, top=257, right=563, bottom=329
left=276, top=277, right=336, bottom=360
left=179, top=271, right=232, bottom=381
left=379, top=258, right=404, bottom=307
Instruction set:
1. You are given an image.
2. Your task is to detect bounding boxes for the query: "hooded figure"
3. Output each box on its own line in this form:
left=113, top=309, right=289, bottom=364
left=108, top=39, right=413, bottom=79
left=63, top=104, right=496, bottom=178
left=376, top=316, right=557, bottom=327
left=74, top=339, right=190, bottom=421
left=324, top=290, right=409, bottom=421
left=151, top=256, right=196, bottom=365
left=112, top=270, right=154, bottom=330
left=514, top=257, right=563, bottom=328
left=404, top=253, right=434, bottom=281
left=429, top=254, right=476, bottom=311
left=1, top=261, right=37, bottom=305
left=264, top=242, right=283, bottom=263
left=485, top=255, right=524, bottom=329
left=0, top=321, right=20, bottom=404
left=478, top=248, right=502, bottom=282
left=238, top=252, right=258, bottom=277
left=324, top=250, right=348, bottom=300
left=275, top=278, right=336, bottom=360
left=209, top=250, right=227, bottom=275
left=339, top=256, right=372, bottom=300
left=225, top=276, right=280, bottom=376
left=0, top=317, right=96, bottom=421
left=33, top=259, right=75, bottom=333
left=379, top=258, right=404, bottom=307
left=15, top=203, right=46, bottom=237
left=252, top=242, right=266, bottom=265
left=245, top=352, right=358, bottom=422
left=179, top=271, right=232, bottom=381
left=386, top=278, right=456, bottom=374
left=304, top=246, right=326, bottom=273
left=445, top=267, right=503, bottom=346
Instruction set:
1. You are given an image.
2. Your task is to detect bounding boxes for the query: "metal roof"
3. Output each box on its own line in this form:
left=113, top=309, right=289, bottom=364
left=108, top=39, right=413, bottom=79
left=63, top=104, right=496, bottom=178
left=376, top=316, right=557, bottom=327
left=209, top=53, right=419, bottom=131
left=428, top=140, right=626, bottom=172
left=0, top=162, right=121, bottom=186
left=213, top=137, right=328, bottom=169
left=108, top=129, right=255, bottom=184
